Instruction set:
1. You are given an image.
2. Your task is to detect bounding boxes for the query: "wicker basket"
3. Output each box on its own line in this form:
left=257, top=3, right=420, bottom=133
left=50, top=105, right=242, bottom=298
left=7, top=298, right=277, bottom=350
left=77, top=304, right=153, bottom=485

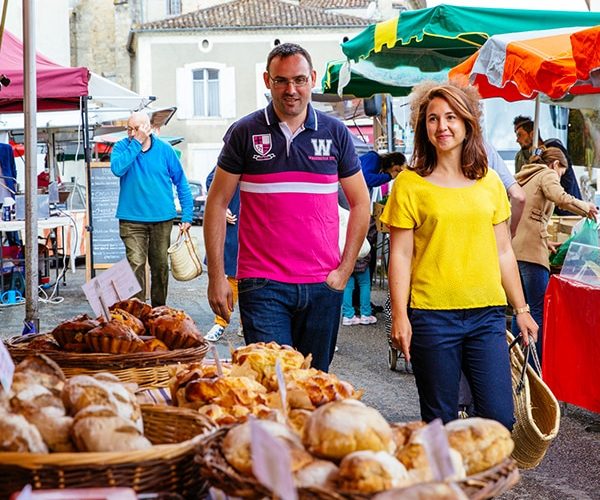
left=5, top=334, right=209, bottom=389
left=195, top=426, right=520, bottom=500
left=0, top=404, right=215, bottom=499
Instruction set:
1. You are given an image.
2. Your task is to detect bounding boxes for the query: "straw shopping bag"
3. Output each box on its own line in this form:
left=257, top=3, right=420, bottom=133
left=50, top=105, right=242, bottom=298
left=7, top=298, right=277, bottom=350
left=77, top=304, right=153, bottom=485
left=168, top=227, right=203, bottom=281
left=507, top=332, right=560, bottom=469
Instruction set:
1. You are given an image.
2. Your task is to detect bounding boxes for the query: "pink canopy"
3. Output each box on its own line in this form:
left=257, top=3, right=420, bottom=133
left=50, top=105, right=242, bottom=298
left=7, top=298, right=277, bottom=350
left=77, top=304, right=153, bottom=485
left=0, top=30, right=89, bottom=112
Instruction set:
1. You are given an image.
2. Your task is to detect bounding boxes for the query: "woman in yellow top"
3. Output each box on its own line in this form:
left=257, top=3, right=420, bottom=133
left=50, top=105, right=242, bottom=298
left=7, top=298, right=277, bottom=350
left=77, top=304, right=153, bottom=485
left=380, top=81, right=538, bottom=429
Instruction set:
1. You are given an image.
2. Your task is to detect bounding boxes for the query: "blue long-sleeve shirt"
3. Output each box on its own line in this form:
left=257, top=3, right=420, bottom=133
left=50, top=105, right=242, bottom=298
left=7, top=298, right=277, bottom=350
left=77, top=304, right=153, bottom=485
left=110, top=135, right=193, bottom=223
left=360, top=151, right=392, bottom=190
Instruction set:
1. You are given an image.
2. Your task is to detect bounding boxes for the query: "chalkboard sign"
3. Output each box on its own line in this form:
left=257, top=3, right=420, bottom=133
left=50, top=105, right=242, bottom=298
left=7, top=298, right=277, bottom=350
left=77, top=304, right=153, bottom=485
left=88, top=162, right=125, bottom=270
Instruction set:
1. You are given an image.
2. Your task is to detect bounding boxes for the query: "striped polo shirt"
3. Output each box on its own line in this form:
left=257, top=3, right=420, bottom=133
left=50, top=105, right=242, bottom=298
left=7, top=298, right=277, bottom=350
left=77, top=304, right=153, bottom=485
left=218, top=102, right=361, bottom=283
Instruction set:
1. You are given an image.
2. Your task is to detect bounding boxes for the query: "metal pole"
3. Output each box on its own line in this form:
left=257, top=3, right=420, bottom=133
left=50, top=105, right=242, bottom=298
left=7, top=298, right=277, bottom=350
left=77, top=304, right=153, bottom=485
left=82, top=97, right=95, bottom=277
left=23, top=0, right=39, bottom=333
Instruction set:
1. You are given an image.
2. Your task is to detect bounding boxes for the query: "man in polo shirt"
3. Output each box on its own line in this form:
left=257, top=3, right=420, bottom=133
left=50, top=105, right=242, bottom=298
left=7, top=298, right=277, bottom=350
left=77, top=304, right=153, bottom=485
left=204, top=43, right=370, bottom=371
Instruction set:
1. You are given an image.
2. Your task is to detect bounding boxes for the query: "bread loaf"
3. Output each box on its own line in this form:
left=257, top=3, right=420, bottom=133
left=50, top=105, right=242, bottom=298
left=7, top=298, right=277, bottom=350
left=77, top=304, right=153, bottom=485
left=0, top=409, right=48, bottom=453
left=338, top=450, right=411, bottom=494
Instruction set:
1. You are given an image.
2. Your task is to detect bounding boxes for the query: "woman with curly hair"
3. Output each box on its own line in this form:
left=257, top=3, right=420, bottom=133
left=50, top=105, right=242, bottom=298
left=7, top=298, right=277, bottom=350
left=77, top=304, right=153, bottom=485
left=380, top=81, right=538, bottom=429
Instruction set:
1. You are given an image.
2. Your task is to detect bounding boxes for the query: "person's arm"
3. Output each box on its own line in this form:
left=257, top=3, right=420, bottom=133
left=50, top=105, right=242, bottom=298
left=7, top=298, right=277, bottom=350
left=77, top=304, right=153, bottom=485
left=507, top=183, right=526, bottom=238
left=388, top=226, right=414, bottom=363
left=328, top=171, right=370, bottom=290
left=494, top=221, right=538, bottom=344
left=168, top=149, right=193, bottom=229
left=203, top=167, right=240, bottom=321
left=542, top=172, right=598, bottom=220
left=110, top=125, right=150, bottom=177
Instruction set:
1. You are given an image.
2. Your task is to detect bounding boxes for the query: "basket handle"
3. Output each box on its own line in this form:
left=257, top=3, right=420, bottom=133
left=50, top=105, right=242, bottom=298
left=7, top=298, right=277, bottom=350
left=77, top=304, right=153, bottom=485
left=510, top=334, right=543, bottom=393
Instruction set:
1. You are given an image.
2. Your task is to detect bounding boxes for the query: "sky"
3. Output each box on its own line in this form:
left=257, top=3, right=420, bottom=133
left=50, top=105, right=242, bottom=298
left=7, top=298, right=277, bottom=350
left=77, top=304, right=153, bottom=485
left=427, top=0, right=599, bottom=12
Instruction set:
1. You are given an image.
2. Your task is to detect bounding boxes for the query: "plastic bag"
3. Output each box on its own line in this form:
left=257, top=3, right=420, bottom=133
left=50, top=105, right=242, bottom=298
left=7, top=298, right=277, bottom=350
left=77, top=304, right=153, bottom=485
left=549, top=218, right=599, bottom=267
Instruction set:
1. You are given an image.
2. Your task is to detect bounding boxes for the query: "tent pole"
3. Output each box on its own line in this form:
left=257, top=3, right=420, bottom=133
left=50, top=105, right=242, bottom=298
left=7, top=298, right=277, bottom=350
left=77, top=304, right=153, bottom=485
left=533, top=95, right=541, bottom=148
left=23, top=0, right=39, bottom=333
left=82, top=96, right=95, bottom=277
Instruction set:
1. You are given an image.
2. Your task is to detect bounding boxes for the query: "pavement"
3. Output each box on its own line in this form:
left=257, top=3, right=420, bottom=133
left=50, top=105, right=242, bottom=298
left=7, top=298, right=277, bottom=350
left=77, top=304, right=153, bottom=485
left=1, top=225, right=599, bottom=499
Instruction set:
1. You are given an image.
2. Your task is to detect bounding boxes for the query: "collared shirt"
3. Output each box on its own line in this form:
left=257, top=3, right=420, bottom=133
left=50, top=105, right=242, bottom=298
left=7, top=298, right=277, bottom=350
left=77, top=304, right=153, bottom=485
left=218, top=102, right=360, bottom=283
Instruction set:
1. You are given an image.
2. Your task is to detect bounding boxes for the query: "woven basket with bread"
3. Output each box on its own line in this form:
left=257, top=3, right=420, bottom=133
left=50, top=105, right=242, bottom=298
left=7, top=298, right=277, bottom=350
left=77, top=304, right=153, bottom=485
left=195, top=399, right=519, bottom=499
left=0, top=354, right=215, bottom=498
left=5, top=299, right=209, bottom=389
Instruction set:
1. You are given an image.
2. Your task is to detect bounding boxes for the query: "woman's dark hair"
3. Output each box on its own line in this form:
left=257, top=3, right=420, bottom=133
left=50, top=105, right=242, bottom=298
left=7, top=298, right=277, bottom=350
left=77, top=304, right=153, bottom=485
left=409, top=81, right=487, bottom=180
left=379, top=152, right=407, bottom=172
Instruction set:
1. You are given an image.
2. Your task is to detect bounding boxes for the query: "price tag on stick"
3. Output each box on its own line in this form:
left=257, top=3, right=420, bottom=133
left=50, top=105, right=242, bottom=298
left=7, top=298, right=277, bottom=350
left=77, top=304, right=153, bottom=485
left=275, top=358, right=288, bottom=420
left=420, top=418, right=458, bottom=481
left=250, top=417, right=298, bottom=500
left=210, top=345, right=224, bottom=377
left=0, top=340, right=15, bottom=393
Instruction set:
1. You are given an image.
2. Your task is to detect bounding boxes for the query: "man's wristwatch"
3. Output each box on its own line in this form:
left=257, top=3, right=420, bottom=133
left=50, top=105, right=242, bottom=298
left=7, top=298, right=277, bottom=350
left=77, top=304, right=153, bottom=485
left=514, top=304, right=530, bottom=315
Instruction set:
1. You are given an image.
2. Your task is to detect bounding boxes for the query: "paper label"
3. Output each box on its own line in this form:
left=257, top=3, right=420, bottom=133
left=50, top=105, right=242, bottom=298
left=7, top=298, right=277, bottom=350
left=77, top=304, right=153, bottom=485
left=250, top=417, right=298, bottom=500
left=0, top=340, right=15, bottom=393
left=210, top=345, right=224, bottom=377
left=82, top=258, right=141, bottom=317
left=420, top=418, right=457, bottom=481
left=275, top=358, right=288, bottom=417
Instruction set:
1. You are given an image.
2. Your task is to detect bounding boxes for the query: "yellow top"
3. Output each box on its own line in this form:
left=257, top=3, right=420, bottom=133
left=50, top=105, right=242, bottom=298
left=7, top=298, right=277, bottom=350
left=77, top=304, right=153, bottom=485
left=380, top=169, right=511, bottom=310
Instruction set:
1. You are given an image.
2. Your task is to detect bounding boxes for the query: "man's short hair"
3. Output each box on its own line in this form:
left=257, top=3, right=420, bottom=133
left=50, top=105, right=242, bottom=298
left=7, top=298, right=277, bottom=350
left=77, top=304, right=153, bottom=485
left=266, top=43, right=313, bottom=72
left=513, top=115, right=533, bottom=133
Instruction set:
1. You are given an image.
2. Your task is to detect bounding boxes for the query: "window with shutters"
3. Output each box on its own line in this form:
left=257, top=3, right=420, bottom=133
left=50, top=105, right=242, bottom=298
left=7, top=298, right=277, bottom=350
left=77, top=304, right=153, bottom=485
left=166, top=0, right=181, bottom=16
left=193, top=68, right=220, bottom=118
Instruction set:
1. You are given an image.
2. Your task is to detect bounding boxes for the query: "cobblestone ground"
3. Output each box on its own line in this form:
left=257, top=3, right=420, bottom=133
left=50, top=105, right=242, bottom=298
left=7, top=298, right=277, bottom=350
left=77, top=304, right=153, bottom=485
left=1, top=225, right=598, bottom=499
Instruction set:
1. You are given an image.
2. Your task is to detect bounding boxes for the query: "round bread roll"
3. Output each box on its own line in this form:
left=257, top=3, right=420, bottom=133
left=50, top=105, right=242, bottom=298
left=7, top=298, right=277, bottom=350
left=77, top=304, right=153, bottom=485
left=373, top=481, right=469, bottom=500
left=445, top=417, right=514, bottom=474
left=338, top=450, right=412, bottom=494
left=11, top=354, right=65, bottom=397
left=302, top=400, right=395, bottom=460
left=0, top=409, right=48, bottom=453
left=222, top=420, right=313, bottom=475
left=294, top=459, right=338, bottom=489
left=71, top=405, right=151, bottom=452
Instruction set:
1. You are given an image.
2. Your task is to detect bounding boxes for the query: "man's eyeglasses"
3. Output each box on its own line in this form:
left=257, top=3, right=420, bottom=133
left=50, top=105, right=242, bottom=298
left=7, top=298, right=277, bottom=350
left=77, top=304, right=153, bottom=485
left=269, top=75, right=310, bottom=88
left=126, top=126, right=138, bottom=133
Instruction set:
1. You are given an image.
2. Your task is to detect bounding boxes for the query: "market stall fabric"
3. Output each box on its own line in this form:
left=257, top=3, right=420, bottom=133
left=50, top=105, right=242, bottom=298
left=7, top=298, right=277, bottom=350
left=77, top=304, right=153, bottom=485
left=543, top=275, right=600, bottom=413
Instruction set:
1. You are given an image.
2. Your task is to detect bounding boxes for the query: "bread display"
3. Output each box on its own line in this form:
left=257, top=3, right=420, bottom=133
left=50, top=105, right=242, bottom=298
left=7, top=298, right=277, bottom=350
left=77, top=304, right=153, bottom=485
left=222, top=420, right=313, bottom=475
left=337, top=450, right=412, bottom=494
left=51, top=314, right=100, bottom=350
left=85, top=320, right=145, bottom=354
left=231, top=341, right=309, bottom=390
left=108, top=308, right=146, bottom=336
left=302, top=400, right=395, bottom=460
left=71, top=405, right=152, bottom=452
left=445, top=417, right=514, bottom=474
left=109, top=297, right=152, bottom=322
left=144, top=306, right=206, bottom=349
left=0, top=409, right=49, bottom=453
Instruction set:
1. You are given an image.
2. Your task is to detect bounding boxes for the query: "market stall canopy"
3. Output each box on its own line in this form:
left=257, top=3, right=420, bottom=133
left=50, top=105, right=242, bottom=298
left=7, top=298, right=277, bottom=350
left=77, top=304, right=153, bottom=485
left=321, top=60, right=446, bottom=98
left=0, top=30, right=88, bottom=112
left=571, top=25, right=600, bottom=84
left=338, top=4, right=600, bottom=94
left=449, top=26, right=600, bottom=102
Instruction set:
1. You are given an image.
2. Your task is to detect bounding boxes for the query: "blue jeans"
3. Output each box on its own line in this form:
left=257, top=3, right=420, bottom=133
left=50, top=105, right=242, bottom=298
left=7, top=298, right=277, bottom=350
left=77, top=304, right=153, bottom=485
left=511, top=261, right=549, bottom=364
left=238, top=278, right=343, bottom=372
left=410, top=306, right=514, bottom=430
left=342, top=269, right=372, bottom=318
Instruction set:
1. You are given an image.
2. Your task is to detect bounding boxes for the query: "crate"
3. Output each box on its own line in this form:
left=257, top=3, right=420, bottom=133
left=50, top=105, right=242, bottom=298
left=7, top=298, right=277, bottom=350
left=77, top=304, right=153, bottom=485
left=548, top=215, right=582, bottom=243
left=373, top=202, right=389, bottom=233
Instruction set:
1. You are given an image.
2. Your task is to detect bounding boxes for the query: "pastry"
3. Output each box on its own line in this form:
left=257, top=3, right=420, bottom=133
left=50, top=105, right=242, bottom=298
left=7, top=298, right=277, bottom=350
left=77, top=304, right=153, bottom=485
left=337, top=450, right=412, bottom=494
left=302, top=400, right=395, bottom=460
left=108, top=308, right=146, bottom=336
left=181, top=376, right=268, bottom=409
left=110, top=298, right=152, bottom=322
left=285, top=367, right=361, bottom=409
left=142, top=337, right=169, bottom=352
left=145, top=306, right=206, bottom=349
left=0, top=409, right=48, bottom=453
left=51, top=314, right=100, bottom=349
left=445, top=417, right=514, bottom=474
left=222, top=420, right=312, bottom=475
left=294, top=459, right=338, bottom=489
left=71, top=405, right=151, bottom=452
left=86, top=320, right=145, bottom=354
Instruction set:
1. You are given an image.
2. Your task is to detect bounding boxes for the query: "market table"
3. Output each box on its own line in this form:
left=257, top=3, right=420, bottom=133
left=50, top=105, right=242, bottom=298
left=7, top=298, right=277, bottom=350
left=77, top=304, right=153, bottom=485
left=0, top=216, right=75, bottom=293
left=543, top=274, right=600, bottom=413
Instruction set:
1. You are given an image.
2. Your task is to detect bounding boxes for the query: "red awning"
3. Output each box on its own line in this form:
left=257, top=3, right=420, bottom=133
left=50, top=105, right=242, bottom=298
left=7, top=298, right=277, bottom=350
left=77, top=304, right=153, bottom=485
left=0, top=30, right=89, bottom=112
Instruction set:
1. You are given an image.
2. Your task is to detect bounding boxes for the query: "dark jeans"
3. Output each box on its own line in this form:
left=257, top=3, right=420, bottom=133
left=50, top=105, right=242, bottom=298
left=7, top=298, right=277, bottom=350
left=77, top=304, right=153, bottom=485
left=410, top=306, right=514, bottom=430
left=238, top=278, right=343, bottom=372
left=512, top=261, right=549, bottom=364
left=119, top=219, right=173, bottom=307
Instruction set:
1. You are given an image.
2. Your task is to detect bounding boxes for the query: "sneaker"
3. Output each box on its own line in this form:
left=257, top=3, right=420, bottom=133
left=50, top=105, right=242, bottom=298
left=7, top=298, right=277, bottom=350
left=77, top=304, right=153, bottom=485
left=204, top=324, right=225, bottom=342
left=342, top=316, right=360, bottom=326
left=359, top=315, right=377, bottom=325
